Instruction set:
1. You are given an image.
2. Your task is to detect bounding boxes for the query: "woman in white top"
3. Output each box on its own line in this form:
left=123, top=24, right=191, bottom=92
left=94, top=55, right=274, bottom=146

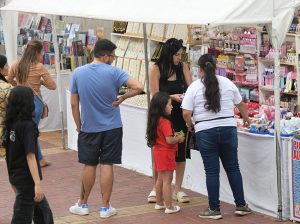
left=182, top=54, right=251, bottom=220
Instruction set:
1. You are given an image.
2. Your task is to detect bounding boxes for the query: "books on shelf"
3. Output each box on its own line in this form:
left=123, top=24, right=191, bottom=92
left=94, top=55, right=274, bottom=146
left=72, top=40, right=84, bottom=56
left=165, top=24, right=175, bottom=40
left=123, top=58, right=130, bottom=73
left=30, top=16, right=41, bottom=30
left=116, top=57, right=124, bottom=69
left=115, top=37, right=130, bottom=57
left=128, top=59, right=141, bottom=80
left=132, top=23, right=140, bottom=35
left=173, top=24, right=188, bottom=44
left=125, top=22, right=134, bottom=35
left=38, top=16, right=49, bottom=32
left=150, top=24, right=165, bottom=40
left=151, top=42, right=163, bottom=61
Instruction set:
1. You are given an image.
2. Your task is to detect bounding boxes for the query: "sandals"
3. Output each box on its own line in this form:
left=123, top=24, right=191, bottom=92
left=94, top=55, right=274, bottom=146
left=172, top=191, right=190, bottom=203
left=40, top=159, right=51, bottom=168
left=165, top=205, right=181, bottom=214
left=147, top=190, right=156, bottom=203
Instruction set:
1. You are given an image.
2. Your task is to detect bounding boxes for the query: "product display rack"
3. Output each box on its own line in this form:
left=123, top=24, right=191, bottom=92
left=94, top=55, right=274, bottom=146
left=258, top=29, right=300, bottom=113
left=110, top=22, right=191, bottom=91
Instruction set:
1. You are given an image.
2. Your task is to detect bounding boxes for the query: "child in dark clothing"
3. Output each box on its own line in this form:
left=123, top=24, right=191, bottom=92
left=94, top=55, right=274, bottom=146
left=5, top=86, right=53, bottom=224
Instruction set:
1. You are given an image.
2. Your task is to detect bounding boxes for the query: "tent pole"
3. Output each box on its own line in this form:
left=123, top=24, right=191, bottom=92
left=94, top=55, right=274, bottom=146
left=142, top=23, right=154, bottom=178
left=51, top=15, right=66, bottom=150
left=274, top=45, right=283, bottom=221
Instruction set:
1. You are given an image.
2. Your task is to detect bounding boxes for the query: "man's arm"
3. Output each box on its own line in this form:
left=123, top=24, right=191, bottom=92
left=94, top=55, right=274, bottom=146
left=112, top=77, right=144, bottom=107
left=71, top=93, right=81, bottom=132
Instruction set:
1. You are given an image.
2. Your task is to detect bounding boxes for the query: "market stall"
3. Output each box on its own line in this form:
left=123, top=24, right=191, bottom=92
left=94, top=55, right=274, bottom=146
left=2, top=0, right=300, bottom=220
left=65, top=93, right=291, bottom=217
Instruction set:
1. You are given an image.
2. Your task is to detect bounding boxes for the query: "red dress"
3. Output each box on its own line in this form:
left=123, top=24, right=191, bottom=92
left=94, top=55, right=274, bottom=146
left=153, top=117, right=178, bottom=171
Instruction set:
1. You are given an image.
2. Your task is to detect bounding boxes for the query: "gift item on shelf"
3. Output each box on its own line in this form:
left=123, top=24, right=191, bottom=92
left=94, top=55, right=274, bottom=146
left=187, top=25, right=209, bottom=45
left=112, top=21, right=128, bottom=34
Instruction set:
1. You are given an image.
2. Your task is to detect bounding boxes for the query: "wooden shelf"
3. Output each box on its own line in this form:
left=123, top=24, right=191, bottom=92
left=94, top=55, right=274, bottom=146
left=259, top=86, right=274, bottom=92
left=280, top=62, right=295, bottom=66
left=111, top=32, right=144, bottom=39
left=259, top=86, right=298, bottom=96
left=259, top=58, right=274, bottom=64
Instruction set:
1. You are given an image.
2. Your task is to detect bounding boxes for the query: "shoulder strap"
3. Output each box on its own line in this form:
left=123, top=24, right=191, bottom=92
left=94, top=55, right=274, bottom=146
left=27, top=83, right=44, bottom=104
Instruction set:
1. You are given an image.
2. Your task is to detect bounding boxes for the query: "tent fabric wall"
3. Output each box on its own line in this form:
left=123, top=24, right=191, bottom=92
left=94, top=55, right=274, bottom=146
left=1, top=9, right=17, bottom=65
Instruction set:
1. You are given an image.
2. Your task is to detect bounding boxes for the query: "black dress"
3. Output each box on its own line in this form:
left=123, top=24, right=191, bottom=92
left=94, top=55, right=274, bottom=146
left=158, top=62, right=189, bottom=161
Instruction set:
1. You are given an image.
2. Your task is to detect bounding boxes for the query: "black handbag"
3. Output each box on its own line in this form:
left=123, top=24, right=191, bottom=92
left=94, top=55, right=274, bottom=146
left=33, top=197, right=54, bottom=224
left=185, top=131, right=199, bottom=158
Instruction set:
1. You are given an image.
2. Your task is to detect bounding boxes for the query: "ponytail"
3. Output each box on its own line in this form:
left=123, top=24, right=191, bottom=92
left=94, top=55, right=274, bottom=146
left=198, top=54, right=221, bottom=113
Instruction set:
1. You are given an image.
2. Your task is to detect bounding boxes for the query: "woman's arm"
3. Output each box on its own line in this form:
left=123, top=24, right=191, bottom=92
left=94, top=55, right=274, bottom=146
left=26, top=153, right=44, bottom=202
left=7, top=63, right=17, bottom=86
left=41, top=66, right=56, bottom=90
left=182, top=109, right=194, bottom=132
left=149, top=64, right=160, bottom=96
left=182, top=62, right=192, bottom=86
left=235, top=101, right=250, bottom=127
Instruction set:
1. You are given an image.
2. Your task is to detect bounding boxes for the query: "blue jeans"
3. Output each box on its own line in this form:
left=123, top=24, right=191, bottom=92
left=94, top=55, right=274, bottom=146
left=196, top=126, right=246, bottom=210
left=33, top=96, right=43, bottom=161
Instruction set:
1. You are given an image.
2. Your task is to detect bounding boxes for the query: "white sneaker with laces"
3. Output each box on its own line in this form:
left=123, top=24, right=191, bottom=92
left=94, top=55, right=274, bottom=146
left=69, top=201, right=89, bottom=215
left=99, top=205, right=117, bottom=218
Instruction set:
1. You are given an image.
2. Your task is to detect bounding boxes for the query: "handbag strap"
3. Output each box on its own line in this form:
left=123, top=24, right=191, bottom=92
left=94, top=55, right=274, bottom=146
left=26, top=82, right=45, bottom=104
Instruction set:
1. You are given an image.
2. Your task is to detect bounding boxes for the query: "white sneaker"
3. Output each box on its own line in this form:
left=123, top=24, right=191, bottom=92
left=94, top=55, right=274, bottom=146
left=99, top=206, right=117, bottom=219
left=69, top=201, right=89, bottom=215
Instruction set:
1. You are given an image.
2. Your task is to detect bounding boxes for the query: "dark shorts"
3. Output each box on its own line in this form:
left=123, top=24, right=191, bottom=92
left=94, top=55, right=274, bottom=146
left=176, top=141, right=186, bottom=162
left=78, top=128, right=123, bottom=165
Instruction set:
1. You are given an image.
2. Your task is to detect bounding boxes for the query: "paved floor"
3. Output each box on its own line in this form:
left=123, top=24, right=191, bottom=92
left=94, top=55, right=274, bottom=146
left=0, top=131, right=291, bottom=224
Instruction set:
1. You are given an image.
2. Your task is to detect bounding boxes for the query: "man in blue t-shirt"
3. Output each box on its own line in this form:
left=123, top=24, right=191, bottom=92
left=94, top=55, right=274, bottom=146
left=69, top=39, right=143, bottom=219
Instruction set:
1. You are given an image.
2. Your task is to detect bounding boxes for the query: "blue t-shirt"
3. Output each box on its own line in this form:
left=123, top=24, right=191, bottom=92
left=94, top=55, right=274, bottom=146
left=70, top=63, right=129, bottom=132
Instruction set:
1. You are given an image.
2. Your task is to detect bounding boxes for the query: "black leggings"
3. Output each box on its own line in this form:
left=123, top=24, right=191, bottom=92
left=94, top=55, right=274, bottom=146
left=11, top=185, right=53, bottom=224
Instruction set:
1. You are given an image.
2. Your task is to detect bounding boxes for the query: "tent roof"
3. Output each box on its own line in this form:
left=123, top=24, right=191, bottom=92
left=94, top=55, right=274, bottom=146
left=0, top=0, right=257, bottom=25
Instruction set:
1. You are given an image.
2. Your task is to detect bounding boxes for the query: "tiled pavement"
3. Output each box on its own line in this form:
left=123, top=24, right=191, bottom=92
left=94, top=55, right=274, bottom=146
left=0, top=131, right=292, bottom=224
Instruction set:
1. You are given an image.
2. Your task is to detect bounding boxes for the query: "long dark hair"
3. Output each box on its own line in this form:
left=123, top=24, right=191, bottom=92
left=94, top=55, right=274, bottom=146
left=155, top=38, right=183, bottom=82
left=17, top=40, right=43, bottom=84
left=198, top=54, right=221, bottom=113
left=146, top=92, right=171, bottom=147
left=5, top=86, right=35, bottom=132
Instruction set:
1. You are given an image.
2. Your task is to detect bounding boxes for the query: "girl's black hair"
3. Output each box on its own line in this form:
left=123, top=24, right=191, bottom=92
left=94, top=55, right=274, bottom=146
left=0, top=54, right=7, bottom=69
left=146, top=92, right=171, bottom=147
left=155, top=38, right=183, bottom=82
left=198, top=54, right=221, bottom=113
left=5, top=86, right=35, bottom=131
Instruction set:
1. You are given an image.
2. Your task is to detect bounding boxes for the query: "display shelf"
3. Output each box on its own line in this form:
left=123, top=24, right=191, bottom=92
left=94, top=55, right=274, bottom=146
left=280, top=62, right=296, bottom=66
left=260, top=86, right=298, bottom=96
left=122, top=94, right=148, bottom=108
left=233, top=81, right=258, bottom=87
left=111, top=32, right=144, bottom=39
left=260, top=86, right=274, bottom=92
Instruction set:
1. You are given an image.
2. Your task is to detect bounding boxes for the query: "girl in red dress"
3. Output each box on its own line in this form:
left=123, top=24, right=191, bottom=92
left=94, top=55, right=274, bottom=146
left=146, top=92, right=185, bottom=214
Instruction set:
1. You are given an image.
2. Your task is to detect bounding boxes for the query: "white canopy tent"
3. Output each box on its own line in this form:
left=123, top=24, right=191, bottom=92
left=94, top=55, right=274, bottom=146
left=1, top=0, right=300, bottom=219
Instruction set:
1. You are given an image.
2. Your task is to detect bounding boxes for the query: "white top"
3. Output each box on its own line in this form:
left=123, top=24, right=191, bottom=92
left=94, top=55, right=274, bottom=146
left=181, top=75, right=242, bottom=132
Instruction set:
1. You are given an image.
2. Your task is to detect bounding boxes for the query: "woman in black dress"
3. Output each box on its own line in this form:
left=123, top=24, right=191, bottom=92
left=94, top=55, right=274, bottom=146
left=148, top=38, right=192, bottom=203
